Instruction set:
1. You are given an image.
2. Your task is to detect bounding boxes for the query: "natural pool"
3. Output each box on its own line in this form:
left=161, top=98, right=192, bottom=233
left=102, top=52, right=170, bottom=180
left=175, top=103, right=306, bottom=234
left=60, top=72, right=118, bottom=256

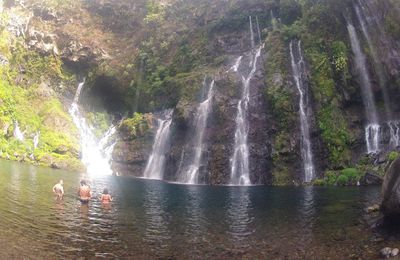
left=0, top=159, right=391, bottom=259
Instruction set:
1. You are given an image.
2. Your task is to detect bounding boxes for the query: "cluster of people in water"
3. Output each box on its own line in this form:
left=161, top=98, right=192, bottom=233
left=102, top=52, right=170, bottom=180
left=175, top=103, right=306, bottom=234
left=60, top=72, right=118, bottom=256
left=52, top=179, right=113, bottom=204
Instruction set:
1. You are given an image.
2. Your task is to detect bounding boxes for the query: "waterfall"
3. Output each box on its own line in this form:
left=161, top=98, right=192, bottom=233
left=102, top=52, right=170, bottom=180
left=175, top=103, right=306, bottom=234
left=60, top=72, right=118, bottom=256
left=99, top=125, right=117, bottom=164
left=230, top=40, right=263, bottom=185
left=388, top=121, right=400, bottom=149
left=33, top=132, right=40, bottom=149
left=227, top=56, right=243, bottom=73
left=13, top=121, right=24, bottom=141
left=347, top=23, right=380, bottom=154
left=69, top=81, right=116, bottom=176
left=365, top=124, right=381, bottom=153
left=143, top=110, right=173, bottom=180
left=355, top=0, right=400, bottom=150
left=229, top=16, right=264, bottom=185
left=179, top=79, right=215, bottom=184
left=29, top=131, right=40, bottom=160
left=73, top=80, right=85, bottom=104
left=289, top=40, right=315, bottom=183
left=354, top=2, right=392, bottom=120
left=249, top=16, right=255, bottom=49
left=360, top=0, right=400, bottom=67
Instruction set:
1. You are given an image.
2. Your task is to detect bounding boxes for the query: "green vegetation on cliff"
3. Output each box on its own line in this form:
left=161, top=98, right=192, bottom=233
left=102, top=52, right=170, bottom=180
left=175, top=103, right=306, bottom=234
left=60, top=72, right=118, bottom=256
left=0, top=77, right=81, bottom=170
left=0, top=0, right=399, bottom=183
left=0, top=12, right=82, bottom=170
left=314, top=168, right=361, bottom=186
left=264, top=30, right=298, bottom=184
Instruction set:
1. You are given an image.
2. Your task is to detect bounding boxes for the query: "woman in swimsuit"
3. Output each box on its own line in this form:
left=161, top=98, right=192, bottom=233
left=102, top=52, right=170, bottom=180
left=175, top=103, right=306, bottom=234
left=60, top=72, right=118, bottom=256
left=100, top=188, right=113, bottom=204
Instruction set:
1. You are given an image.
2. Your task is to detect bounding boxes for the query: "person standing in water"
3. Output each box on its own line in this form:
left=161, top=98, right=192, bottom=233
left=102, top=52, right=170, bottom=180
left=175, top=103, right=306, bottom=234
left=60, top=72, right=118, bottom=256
left=100, top=188, right=113, bottom=204
left=78, top=180, right=92, bottom=203
left=52, top=180, right=64, bottom=200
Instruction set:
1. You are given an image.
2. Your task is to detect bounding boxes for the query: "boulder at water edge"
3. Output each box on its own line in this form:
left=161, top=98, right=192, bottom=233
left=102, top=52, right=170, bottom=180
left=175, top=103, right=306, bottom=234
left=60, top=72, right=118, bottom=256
left=360, top=172, right=383, bottom=185
left=381, top=158, right=400, bottom=219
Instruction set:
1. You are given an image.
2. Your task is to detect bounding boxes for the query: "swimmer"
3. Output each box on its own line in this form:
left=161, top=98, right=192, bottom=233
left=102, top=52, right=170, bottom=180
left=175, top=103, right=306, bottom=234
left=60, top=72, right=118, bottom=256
left=78, top=180, right=92, bottom=203
left=52, top=180, right=64, bottom=200
left=100, top=188, right=113, bottom=204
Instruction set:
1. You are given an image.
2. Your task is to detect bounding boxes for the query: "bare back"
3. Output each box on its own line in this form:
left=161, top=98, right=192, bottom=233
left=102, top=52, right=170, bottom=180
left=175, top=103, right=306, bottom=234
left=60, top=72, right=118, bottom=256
left=101, top=194, right=112, bottom=203
left=79, top=185, right=91, bottom=200
left=53, top=183, right=64, bottom=196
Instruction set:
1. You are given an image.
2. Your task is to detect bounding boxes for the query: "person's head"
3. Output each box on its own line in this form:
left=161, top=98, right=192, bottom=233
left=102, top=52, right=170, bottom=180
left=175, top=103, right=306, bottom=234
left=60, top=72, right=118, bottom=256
left=59, top=180, right=63, bottom=185
left=80, top=180, right=87, bottom=186
left=103, top=188, right=109, bottom=194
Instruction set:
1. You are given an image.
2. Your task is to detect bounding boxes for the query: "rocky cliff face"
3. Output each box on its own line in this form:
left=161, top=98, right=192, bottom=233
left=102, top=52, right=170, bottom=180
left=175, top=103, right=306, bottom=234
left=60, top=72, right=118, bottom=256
left=112, top=114, right=154, bottom=177
left=381, top=157, right=400, bottom=219
left=1, top=0, right=400, bottom=185
left=164, top=50, right=271, bottom=184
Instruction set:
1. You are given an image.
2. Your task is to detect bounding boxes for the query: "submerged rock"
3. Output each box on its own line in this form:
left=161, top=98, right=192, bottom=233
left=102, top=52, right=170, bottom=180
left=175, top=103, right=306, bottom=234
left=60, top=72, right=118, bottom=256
left=381, top=158, right=400, bottom=218
left=365, top=204, right=380, bottom=213
left=379, top=247, right=400, bottom=258
left=392, top=248, right=399, bottom=257
left=381, top=247, right=392, bottom=258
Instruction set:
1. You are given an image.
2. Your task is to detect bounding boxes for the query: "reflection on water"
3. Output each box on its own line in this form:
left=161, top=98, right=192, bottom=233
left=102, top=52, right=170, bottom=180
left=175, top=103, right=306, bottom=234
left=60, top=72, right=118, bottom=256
left=296, top=186, right=315, bottom=252
left=143, top=182, right=171, bottom=251
left=227, top=187, right=254, bottom=244
left=183, top=185, right=208, bottom=255
left=0, top=160, right=386, bottom=259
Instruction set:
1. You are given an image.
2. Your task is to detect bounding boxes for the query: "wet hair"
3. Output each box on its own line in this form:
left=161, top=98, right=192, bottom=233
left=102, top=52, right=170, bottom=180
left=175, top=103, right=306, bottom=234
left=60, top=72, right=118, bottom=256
left=103, top=188, right=109, bottom=194
left=80, top=180, right=87, bottom=186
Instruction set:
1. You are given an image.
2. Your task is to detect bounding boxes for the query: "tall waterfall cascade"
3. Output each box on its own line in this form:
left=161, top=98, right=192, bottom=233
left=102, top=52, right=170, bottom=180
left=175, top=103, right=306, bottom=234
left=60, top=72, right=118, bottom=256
left=179, top=80, right=215, bottom=184
left=143, top=110, right=173, bottom=180
left=69, top=81, right=116, bottom=176
left=354, top=2, right=392, bottom=120
left=347, top=23, right=381, bottom=154
left=289, top=40, right=315, bottom=183
left=230, top=16, right=264, bottom=185
left=354, top=0, right=400, bottom=150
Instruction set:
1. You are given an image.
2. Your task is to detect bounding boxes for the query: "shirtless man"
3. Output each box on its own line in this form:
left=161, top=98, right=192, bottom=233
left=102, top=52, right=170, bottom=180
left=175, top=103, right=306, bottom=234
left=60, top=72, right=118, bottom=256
left=52, top=180, right=64, bottom=200
left=78, top=180, right=92, bottom=203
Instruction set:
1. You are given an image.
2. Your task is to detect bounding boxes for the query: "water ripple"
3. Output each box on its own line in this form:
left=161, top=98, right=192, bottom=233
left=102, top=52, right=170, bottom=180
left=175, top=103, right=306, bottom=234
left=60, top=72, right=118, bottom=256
left=0, top=160, right=384, bottom=259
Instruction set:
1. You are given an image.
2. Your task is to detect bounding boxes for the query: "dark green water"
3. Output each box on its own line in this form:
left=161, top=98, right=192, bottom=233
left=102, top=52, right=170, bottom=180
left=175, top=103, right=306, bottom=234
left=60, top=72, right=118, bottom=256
left=0, top=160, right=385, bottom=259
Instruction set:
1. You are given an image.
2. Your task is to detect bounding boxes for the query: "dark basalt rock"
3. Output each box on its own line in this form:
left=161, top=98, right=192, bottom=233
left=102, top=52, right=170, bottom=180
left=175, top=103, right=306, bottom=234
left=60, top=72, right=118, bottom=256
left=381, top=158, right=400, bottom=219
left=360, top=172, right=383, bottom=186
left=163, top=48, right=272, bottom=185
left=111, top=114, right=154, bottom=177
